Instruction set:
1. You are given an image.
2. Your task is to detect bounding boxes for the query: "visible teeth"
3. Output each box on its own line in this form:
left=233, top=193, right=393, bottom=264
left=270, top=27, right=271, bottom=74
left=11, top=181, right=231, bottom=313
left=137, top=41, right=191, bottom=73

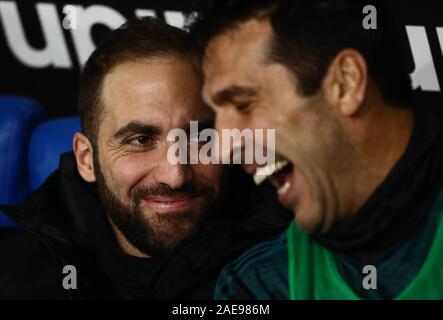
left=253, top=171, right=268, bottom=186
left=253, top=160, right=289, bottom=186
left=277, top=181, right=290, bottom=195
left=256, top=162, right=276, bottom=177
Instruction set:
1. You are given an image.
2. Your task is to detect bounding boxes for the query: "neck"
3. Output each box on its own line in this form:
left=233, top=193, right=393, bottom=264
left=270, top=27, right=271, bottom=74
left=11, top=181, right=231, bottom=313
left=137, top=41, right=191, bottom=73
left=346, top=102, right=415, bottom=217
left=107, top=215, right=151, bottom=258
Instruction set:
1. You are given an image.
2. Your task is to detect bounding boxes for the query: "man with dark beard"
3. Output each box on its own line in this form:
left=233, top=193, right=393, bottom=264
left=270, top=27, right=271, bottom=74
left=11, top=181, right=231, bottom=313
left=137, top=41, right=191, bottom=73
left=0, top=17, right=290, bottom=299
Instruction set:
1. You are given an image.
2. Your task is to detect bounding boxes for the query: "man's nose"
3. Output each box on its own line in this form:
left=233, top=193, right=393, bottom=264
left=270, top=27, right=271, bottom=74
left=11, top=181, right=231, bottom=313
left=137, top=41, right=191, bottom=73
left=153, top=150, right=192, bottom=190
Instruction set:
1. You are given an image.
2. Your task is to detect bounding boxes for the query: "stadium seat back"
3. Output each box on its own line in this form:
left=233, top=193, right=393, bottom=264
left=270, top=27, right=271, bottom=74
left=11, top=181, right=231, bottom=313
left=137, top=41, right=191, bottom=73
left=0, top=96, right=46, bottom=206
left=28, top=117, right=81, bottom=191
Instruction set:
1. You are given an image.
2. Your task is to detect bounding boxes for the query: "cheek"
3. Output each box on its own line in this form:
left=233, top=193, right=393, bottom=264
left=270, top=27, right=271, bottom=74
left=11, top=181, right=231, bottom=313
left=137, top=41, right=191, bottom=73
left=251, top=96, right=298, bottom=133
left=274, top=101, right=325, bottom=158
left=103, top=156, right=154, bottom=197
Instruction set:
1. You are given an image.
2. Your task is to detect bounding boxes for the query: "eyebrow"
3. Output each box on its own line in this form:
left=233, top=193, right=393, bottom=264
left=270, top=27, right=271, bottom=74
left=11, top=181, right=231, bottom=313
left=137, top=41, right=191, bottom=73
left=211, top=85, right=257, bottom=106
left=112, top=121, right=162, bottom=141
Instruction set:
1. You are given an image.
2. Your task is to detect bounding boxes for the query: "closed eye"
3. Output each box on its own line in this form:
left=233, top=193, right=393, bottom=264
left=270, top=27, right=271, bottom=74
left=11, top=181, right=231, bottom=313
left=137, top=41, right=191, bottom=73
left=234, top=101, right=253, bottom=114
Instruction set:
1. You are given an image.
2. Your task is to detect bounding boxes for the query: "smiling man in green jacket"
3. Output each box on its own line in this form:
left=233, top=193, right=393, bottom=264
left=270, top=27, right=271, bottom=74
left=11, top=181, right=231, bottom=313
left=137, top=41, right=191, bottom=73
left=188, top=0, right=443, bottom=299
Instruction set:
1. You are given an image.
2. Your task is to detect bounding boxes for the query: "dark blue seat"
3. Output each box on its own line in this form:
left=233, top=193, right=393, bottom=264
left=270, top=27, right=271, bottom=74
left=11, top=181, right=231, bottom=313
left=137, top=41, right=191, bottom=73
left=0, top=210, right=17, bottom=228
left=28, top=117, right=81, bottom=191
left=0, top=96, right=46, bottom=206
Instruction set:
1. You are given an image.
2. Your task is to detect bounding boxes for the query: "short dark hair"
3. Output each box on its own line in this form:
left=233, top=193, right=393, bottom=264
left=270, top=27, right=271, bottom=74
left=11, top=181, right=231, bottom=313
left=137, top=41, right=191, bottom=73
left=78, top=17, right=191, bottom=146
left=187, top=0, right=414, bottom=108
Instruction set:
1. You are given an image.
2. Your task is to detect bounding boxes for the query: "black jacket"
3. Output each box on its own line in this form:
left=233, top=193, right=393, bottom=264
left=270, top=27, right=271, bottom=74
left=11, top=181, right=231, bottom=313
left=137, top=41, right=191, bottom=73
left=0, top=153, right=291, bottom=299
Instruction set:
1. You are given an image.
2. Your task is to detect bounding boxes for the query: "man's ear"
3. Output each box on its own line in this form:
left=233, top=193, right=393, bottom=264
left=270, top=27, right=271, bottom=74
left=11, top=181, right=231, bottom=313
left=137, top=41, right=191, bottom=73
left=73, top=132, right=96, bottom=182
left=322, top=49, right=368, bottom=116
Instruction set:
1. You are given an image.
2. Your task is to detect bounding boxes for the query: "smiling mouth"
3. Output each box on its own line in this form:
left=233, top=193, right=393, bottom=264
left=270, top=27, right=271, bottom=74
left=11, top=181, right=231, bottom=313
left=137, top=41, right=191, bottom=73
left=142, top=195, right=200, bottom=213
left=252, top=158, right=295, bottom=203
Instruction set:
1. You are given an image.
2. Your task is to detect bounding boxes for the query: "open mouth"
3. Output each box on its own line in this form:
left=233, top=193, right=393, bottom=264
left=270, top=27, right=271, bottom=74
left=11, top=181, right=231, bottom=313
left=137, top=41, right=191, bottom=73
left=252, top=158, right=295, bottom=201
